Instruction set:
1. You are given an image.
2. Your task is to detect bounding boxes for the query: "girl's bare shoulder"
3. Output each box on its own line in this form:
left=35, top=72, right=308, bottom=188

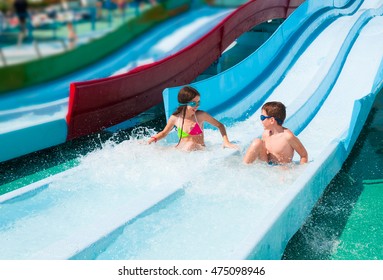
left=168, top=114, right=178, bottom=124
left=195, top=110, right=209, bottom=119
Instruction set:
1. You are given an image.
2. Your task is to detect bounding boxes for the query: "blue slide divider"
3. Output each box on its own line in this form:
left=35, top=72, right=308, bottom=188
left=284, top=6, right=382, bottom=135
left=342, top=57, right=383, bottom=153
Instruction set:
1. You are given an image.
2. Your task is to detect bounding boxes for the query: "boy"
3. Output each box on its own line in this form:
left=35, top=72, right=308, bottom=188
left=243, top=101, right=308, bottom=165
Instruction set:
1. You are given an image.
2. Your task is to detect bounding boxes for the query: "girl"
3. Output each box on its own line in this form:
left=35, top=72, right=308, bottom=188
left=148, top=86, right=237, bottom=151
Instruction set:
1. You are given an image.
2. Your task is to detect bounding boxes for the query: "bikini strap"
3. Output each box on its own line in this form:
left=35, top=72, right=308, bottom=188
left=193, top=112, right=201, bottom=127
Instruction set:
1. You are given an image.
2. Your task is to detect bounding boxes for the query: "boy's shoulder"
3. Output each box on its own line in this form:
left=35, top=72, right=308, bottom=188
left=282, top=127, right=297, bottom=140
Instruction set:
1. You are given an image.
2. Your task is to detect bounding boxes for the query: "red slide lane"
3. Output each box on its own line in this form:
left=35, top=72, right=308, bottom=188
left=66, top=0, right=304, bottom=140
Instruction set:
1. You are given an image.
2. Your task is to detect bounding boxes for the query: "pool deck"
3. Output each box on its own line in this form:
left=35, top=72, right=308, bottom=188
left=0, top=7, right=140, bottom=66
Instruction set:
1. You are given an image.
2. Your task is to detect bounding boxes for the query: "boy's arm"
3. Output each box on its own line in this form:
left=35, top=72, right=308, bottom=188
left=287, top=132, right=308, bottom=164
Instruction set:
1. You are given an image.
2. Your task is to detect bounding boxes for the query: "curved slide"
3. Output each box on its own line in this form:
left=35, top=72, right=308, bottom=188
left=4, top=0, right=376, bottom=260
left=0, top=4, right=233, bottom=163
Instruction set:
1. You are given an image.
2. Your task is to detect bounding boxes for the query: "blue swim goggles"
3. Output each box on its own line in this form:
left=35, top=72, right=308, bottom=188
left=260, top=114, right=283, bottom=125
left=179, top=101, right=200, bottom=107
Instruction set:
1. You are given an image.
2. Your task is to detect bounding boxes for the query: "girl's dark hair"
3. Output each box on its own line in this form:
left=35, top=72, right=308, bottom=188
left=172, top=86, right=201, bottom=146
left=172, top=86, right=200, bottom=116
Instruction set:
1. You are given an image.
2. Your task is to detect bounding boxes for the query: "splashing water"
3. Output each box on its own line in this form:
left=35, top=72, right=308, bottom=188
left=0, top=122, right=306, bottom=259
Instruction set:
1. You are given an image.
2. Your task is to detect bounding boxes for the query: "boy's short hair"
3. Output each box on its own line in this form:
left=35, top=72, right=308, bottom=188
left=262, top=101, right=286, bottom=124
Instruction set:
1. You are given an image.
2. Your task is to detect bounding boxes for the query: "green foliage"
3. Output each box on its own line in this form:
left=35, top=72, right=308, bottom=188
left=0, top=0, right=12, bottom=13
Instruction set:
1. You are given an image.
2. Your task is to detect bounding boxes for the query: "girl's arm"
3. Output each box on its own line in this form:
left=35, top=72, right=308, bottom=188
left=148, top=115, right=176, bottom=144
left=199, top=111, right=238, bottom=149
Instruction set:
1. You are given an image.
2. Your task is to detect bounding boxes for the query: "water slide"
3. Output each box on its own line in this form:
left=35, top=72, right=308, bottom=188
left=3, top=0, right=381, bottom=260
left=161, top=0, right=383, bottom=259
left=0, top=3, right=233, bottom=162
